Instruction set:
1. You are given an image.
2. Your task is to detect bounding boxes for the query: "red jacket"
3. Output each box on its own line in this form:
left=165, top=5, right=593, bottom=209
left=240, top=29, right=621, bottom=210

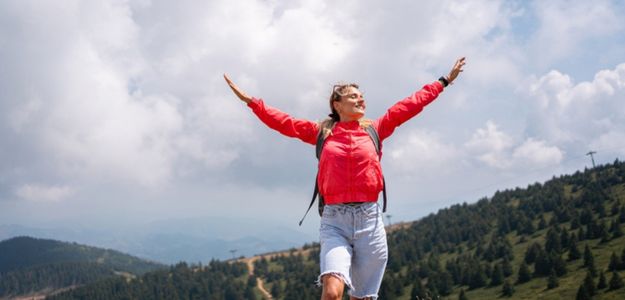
left=247, top=81, right=444, bottom=205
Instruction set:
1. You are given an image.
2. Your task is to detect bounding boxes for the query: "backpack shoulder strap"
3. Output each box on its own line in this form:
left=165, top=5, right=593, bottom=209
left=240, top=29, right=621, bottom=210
left=364, top=125, right=380, bottom=155
left=364, top=125, right=387, bottom=213
left=315, top=129, right=326, bottom=159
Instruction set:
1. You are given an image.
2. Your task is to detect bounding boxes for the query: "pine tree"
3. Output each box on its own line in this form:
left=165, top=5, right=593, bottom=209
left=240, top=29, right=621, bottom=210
left=244, top=286, right=257, bottom=300
left=549, top=214, right=560, bottom=227
left=560, top=229, right=570, bottom=249
left=619, top=205, right=625, bottom=223
left=586, top=222, right=595, bottom=240
left=609, top=271, right=624, bottom=290
left=571, top=216, right=581, bottom=230
left=490, top=263, right=503, bottom=286
left=458, top=288, right=468, bottom=300
left=575, top=283, right=591, bottom=300
left=469, top=266, right=487, bottom=289
left=583, top=244, right=597, bottom=276
left=608, top=251, right=622, bottom=271
left=545, top=229, right=562, bottom=253
left=583, top=271, right=596, bottom=296
left=568, top=235, right=581, bottom=261
left=534, top=250, right=551, bottom=276
left=550, top=252, right=567, bottom=276
left=517, top=262, right=531, bottom=284
left=524, top=242, right=541, bottom=264
left=437, top=271, right=454, bottom=296
left=611, top=219, right=624, bottom=238
left=502, top=257, right=513, bottom=277
left=597, top=271, right=607, bottom=290
left=501, top=280, right=514, bottom=297
left=580, top=206, right=594, bottom=225
left=611, top=202, right=620, bottom=216
left=271, top=282, right=281, bottom=298
left=547, top=270, right=559, bottom=289
left=410, top=279, right=427, bottom=300
left=538, top=215, right=547, bottom=230
left=599, top=220, right=611, bottom=243
left=578, top=226, right=586, bottom=241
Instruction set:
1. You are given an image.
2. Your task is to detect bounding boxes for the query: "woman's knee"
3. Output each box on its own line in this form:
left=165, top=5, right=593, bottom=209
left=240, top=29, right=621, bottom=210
left=322, top=274, right=345, bottom=299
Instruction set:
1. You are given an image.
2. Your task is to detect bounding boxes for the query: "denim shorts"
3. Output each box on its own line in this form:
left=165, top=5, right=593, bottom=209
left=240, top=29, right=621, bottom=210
left=318, top=202, right=388, bottom=299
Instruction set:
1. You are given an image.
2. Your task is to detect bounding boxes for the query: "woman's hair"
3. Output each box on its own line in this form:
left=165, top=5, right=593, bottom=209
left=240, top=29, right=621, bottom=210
left=319, top=83, right=372, bottom=139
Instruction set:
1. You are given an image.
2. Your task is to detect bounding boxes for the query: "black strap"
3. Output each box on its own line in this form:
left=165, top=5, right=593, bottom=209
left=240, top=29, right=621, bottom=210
left=299, top=176, right=320, bottom=226
left=315, top=130, right=326, bottom=159
left=299, top=130, right=326, bottom=226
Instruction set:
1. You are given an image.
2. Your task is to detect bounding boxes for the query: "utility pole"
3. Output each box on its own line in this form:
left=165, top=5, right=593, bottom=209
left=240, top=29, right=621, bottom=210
left=586, top=151, right=597, bottom=168
left=386, top=214, right=392, bottom=227
left=229, top=249, right=237, bottom=260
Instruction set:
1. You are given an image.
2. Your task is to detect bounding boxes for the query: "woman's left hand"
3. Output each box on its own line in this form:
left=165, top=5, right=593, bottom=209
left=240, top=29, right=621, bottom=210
left=447, top=57, right=466, bottom=84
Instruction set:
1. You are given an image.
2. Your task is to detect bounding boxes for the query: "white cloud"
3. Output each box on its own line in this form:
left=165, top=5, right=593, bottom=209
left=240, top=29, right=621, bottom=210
left=15, top=184, right=75, bottom=202
left=526, top=63, right=625, bottom=145
left=512, top=138, right=564, bottom=167
left=590, top=131, right=625, bottom=158
left=465, top=121, right=564, bottom=170
left=387, top=129, right=460, bottom=175
left=465, top=121, right=514, bottom=169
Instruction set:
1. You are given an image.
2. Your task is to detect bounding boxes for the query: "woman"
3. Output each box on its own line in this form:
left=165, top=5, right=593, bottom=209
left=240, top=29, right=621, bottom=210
left=224, top=57, right=465, bottom=300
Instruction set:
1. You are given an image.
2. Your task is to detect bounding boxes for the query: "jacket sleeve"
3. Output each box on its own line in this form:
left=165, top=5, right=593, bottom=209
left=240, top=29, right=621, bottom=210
left=374, top=81, right=444, bottom=141
left=247, top=98, right=319, bottom=145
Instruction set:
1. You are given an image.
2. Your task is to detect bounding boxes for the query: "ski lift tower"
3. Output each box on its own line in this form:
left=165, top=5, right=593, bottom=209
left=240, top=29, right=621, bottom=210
left=586, top=151, right=597, bottom=168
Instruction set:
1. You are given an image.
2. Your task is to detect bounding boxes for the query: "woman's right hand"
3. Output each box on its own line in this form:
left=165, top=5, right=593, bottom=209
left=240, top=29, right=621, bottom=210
left=224, top=74, right=253, bottom=104
left=446, top=57, right=466, bottom=84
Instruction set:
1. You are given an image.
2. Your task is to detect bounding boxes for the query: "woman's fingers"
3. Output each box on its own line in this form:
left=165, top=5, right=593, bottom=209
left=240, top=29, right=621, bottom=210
left=448, top=57, right=466, bottom=83
left=224, top=73, right=252, bottom=103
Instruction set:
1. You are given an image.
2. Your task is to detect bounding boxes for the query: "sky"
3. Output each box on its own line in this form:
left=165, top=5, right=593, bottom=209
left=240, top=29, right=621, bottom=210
left=1, top=0, right=625, bottom=254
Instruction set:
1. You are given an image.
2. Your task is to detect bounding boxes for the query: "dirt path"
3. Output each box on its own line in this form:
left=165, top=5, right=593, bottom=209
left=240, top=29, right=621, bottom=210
left=243, top=256, right=273, bottom=299
left=239, top=247, right=316, bottom=299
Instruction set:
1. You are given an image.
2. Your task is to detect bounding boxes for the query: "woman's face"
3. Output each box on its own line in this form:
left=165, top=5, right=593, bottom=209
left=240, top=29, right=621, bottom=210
left=333, top=86, right=365, bottom=121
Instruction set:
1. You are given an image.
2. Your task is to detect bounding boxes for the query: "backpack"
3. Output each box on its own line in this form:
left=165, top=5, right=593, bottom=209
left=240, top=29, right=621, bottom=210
left=298, top=125, right=387, bottom=226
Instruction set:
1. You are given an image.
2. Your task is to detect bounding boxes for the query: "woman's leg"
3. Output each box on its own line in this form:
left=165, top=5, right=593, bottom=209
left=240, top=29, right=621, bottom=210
left=319, top=205, right=354, bottom=300
left=349, top=203, right=388, bottom=299
left=322, top=274, right=345, bottom=300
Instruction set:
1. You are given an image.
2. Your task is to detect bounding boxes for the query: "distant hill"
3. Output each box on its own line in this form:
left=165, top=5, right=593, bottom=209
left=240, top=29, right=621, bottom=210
left=0, top=236, right=164, bottom=298
left=0, top=219, right=317, bottom=263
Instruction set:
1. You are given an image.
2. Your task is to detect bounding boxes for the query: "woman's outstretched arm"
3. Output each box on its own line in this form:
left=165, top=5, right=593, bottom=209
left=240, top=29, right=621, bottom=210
left=224, top=74, right=319, bottom=145
left=375, top=57, right=466, bottom=141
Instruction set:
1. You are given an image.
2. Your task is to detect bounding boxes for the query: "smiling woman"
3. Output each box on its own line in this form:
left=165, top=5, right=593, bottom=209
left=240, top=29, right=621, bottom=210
left=224, top=57, right=465, bottom=300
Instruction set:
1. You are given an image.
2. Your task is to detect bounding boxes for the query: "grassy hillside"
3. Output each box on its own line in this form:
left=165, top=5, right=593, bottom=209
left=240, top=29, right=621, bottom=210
left=254, top=160, right=625, bottom=299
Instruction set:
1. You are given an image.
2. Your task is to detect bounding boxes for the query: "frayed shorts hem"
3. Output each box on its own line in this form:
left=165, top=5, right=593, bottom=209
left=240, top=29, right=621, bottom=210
left=317, top=271, right=354, bottom=291
left=348, top=293, right=379, bottom=300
